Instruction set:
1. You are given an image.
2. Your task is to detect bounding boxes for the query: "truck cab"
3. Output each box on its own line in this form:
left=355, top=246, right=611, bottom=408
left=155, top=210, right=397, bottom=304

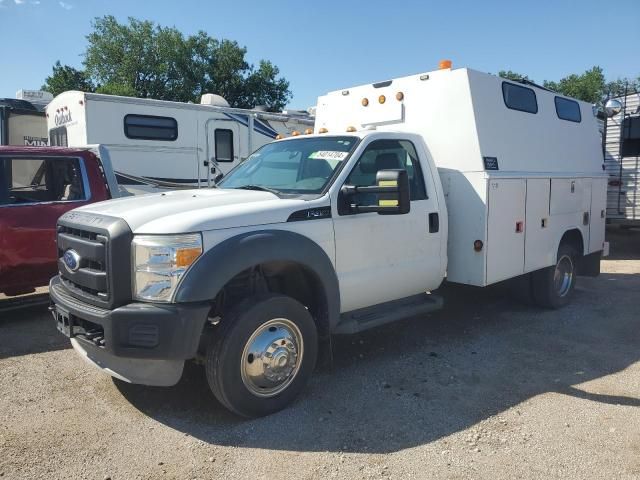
left=49, top=65, right=606, bottom=417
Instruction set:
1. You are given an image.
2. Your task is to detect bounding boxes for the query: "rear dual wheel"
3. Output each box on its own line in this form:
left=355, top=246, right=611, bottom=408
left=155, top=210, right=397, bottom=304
left=205, top=294, right=318, bottom=418
left=532, top=243, right=578, bottom=308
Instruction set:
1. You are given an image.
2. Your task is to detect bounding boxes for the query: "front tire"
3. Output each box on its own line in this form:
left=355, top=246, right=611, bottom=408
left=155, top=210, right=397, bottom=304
left=532, top=243, right=578, bottom=308
left=205, top=293, right=318, bottom=417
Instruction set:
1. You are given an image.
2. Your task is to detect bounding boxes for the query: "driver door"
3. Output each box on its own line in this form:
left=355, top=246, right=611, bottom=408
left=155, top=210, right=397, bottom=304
left=332, top=138, right=442, bottom=312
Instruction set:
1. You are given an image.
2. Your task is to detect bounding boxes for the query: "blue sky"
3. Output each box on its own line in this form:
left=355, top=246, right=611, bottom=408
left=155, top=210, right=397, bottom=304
left=0, top=0, right=638, bottom=109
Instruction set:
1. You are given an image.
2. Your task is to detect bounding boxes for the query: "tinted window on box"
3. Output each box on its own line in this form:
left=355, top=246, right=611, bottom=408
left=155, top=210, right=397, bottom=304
left=124, top=115, right=178, bottom=141
left=555, top=97, right=582, bottom=123
left=502, top=82, right=538, bottom=114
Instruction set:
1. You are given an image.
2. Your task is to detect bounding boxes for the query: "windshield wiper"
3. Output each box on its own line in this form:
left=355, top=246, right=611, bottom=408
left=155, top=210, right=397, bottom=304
left=234, top=185, right=281, bottom=195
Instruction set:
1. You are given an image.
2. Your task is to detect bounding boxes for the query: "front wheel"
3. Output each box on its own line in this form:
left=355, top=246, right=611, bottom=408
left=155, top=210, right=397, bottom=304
left=532, top=243, right=578, bottom=308
left=205, top=293, right=318, bottom=417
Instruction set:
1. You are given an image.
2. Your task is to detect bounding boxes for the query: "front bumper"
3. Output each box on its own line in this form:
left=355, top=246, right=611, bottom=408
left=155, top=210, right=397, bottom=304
left=49, top=276, right=210, bottom=386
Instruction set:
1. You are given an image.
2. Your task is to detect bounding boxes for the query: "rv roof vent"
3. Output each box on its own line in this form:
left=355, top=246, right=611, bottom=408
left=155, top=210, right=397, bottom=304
left=200, top=94, right=230, bottom=107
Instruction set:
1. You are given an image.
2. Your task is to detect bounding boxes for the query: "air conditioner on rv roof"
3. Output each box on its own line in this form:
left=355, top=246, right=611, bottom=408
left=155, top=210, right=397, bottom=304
left=200, top=94, right=230, bottom=107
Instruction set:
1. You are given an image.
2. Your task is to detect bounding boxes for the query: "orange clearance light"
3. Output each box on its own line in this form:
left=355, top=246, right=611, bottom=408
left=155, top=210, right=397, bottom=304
left=304, top=128, right=313, bottom=135
left=318, top=127, right=329, bottom=134
left=396, top=91, right=404, bottom=101
left=275, top=134, right=284, bottom=140
left=473, top=240, right=483, bottom=252
left=291, top=130, right=301, bottom=136
left=378, top=95, right=386, bottom=104
left=346, top=126, right=357, bottom=132
left=362, top=97, right=369, bottom=107
left=439, top=59, right=452, bottom=70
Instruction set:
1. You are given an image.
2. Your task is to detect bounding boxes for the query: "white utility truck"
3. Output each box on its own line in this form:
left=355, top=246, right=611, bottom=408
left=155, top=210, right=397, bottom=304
left=50, top=65, right=607, bottom=417
left=46, top=91, right=314, bottom=188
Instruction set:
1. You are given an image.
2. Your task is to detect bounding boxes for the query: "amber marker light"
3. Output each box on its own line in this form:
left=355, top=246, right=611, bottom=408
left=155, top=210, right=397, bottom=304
left=304, top=128, right=313, bottom=135
left=396, top=91, right=404, bottom=101
left=318, top=127, right=329, bottom=134
left=291, top=130, right=301, bottom=136
left=378, top=95, right=386, bottom=104
left=473, top=240, right=484, bottom=252
left=275, top=134, right=284, bottom=140
left=439, top=59, right=452, bottom=69
left=362, top=98, right=369, bottom=107
left=346, top=126, right=357, bottom=132
left=176, top=247, right=202, bottom=268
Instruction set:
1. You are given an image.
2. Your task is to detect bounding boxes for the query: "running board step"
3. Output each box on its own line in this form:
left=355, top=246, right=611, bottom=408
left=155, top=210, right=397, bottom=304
left=334, top=293, right=443, bottom=335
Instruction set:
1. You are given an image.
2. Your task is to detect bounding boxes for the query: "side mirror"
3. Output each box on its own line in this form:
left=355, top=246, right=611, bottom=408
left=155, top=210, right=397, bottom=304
left=341, top=169, right=410, bottom=215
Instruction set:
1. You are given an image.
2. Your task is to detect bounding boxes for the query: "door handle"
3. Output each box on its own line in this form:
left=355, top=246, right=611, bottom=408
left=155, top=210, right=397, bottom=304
left=429, top=212, right=439, bottom=233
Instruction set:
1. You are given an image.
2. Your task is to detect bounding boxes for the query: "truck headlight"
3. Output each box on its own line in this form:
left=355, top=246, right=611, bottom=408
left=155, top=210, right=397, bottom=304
left=132, top=234, right=203, bottom=302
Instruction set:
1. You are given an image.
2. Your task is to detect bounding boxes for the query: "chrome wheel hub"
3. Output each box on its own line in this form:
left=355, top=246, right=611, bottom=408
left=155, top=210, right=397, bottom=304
left=241, top=318, right=303, bottom=397
left=554, top=254, right=574, bottom=297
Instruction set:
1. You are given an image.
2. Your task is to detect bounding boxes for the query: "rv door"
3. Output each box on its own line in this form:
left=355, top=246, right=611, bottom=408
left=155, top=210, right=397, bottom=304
left=206, top=120, right=240, bottom=186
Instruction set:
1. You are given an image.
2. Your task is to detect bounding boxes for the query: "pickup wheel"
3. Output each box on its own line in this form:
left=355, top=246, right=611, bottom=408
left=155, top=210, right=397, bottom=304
left=205, top=293, right=318, bottom=417
left=532, top=243, right=578, bottom=309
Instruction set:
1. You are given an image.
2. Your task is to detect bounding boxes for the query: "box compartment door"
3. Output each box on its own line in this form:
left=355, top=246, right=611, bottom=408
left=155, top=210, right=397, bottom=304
left=589, top=177, right=607, bottom=253
left=486, top=178, right=526, bottom=284
left=524, top=179, right=553, bottom=272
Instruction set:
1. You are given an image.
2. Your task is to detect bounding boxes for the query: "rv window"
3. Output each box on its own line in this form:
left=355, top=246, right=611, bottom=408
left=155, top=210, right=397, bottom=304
left=215, top=129, right=234, bottom=162
left=124, top=114, right=178, bottom=141
left=554, top=97, right=581, bottom=123
left=49, top=126, right=68, bottom=146
left=0, top=156, right=86, bottom=205
left=502, top=82, right=538, bottom=114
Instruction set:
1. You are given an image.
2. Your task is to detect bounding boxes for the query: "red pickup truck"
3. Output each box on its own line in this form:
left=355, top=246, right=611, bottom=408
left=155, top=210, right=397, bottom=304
left=0, top=146, right=119, bottom=296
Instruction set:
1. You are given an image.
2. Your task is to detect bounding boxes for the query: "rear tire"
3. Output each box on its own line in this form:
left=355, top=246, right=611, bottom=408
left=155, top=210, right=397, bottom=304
left=205, top=293, right=318, bottom=417
left=532, top=243, right=578, bottom=309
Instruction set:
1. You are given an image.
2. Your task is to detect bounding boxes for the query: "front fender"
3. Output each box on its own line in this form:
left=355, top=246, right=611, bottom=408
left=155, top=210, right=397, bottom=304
left=174, top=230, right=341, bottom=330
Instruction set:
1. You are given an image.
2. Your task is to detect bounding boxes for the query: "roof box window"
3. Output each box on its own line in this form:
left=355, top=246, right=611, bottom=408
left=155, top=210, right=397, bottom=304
left=502, top=82, right=538, bottom=114
left=555, top=97, right=581, bottom=123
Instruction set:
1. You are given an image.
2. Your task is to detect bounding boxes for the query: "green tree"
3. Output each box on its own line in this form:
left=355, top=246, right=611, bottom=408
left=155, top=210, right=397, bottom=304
left=497, top=70, right=531, bottom=82
left=80, top=16, right=291, bottom=110
left=41, top=61, right=94, bottom=96
left=543, top=66, right=605, bottom=104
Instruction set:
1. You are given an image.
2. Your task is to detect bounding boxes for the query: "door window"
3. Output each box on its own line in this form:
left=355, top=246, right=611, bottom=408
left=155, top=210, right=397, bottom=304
left=215, top=129, right=234, bottom=162
left=345, top=139, right=428, bottom=204
left=0, top=156, right=86, bottom=205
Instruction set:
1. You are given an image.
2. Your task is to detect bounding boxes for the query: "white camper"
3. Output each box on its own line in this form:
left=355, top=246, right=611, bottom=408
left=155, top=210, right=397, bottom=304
left=603, top=91, right=640, bottom=227
left=46, top=91, right=314, bottom=188
left=0, top=98, right=48, bottom=146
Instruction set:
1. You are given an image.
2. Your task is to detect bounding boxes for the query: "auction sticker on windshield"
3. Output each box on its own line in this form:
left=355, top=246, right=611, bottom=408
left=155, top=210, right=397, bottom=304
left=309, top=151, right=349, bottom=161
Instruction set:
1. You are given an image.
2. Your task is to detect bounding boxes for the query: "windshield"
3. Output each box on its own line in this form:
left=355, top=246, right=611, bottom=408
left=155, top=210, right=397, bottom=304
left=219, top=136, right=358, bottom=195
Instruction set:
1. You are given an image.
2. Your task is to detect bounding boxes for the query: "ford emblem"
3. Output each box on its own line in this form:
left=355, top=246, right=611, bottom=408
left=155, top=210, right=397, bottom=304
left=63, top=249, right=81, bottom=272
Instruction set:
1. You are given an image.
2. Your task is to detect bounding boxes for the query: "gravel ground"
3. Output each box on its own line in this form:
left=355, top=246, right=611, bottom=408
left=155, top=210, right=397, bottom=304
left=1, top=228, right=639, bottom=480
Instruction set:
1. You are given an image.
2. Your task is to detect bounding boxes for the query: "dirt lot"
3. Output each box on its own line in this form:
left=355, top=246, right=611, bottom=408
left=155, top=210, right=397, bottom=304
left=1, top=228, right=639, bottom=480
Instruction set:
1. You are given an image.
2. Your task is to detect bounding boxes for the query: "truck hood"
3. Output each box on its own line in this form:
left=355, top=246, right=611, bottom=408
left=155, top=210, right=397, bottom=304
left=75, top=188, right=312, bottom=233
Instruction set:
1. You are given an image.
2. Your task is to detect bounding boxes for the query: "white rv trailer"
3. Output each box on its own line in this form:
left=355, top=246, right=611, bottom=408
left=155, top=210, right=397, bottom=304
left=315, top=66, right=607, bottom=286
left=603, top=91, right=640, bottom=227
left=46, top=91, right=314, bottom=188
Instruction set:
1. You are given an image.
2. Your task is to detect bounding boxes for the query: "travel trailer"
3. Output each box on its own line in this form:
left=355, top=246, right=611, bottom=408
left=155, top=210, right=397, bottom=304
left=0, top=97, right=48, bottom=146
left=50, top=64, right=606, bottom=417
left=603, top=90, right=640, bottom=227
left=46, top=92, right=314, bottom=187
